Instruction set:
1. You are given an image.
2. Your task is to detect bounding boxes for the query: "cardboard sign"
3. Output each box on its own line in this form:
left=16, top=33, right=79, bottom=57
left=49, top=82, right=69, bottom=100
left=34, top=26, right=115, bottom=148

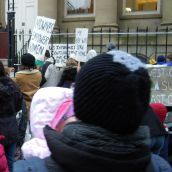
left=75, top=28, right=88, bottom=62
left=148, top=66, right=172, bottom=106
left=48, top=44, right=76, bottom=67
left=28, top=16, right=56, bottom=61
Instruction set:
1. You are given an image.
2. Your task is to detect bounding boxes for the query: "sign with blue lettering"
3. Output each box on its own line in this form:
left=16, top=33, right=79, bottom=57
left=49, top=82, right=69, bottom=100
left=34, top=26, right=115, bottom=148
left=75, top=28, right=88, bottom=62
left=28, top=16, right=56, bottom=61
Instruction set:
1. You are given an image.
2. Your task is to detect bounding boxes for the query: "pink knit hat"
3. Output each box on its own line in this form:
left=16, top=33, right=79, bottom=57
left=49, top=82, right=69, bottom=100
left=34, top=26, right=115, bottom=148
left=150, top=103, right=168, bottom=123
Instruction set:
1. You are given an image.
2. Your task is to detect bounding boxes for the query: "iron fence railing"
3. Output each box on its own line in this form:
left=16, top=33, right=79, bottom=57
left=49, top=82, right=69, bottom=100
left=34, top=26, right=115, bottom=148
left=14, top=27, right=172, bottom=66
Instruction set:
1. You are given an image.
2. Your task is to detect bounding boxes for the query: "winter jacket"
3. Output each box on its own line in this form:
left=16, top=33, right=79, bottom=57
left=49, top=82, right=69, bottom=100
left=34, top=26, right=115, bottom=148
left=0, top=136, right=9, bottom=172
left=13, top=69, right=42, bottom=110
left=41, top=64, right=63, bottom=88
left=22, top=87, right=73, bottom=159
left=40, top=57, right=61, bottom=87
left=0, top=77, right=22, bottom=145
left=13, top=123, right=172, bottom=172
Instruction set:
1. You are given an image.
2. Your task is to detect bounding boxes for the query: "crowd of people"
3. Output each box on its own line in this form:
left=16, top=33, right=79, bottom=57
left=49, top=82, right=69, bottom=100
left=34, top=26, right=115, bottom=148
left=0, top=43, right=172, bottom=172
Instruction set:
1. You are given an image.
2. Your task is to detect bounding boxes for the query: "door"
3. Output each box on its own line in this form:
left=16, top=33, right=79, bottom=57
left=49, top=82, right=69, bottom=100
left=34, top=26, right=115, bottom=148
left=14, top=0, right=37, bottom=51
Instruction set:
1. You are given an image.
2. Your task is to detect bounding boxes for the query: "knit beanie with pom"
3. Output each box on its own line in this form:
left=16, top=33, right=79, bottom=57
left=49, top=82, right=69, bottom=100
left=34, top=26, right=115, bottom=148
left=74, top=50, right=151, bottom=135
left=150, top=103, right=168, bottom=124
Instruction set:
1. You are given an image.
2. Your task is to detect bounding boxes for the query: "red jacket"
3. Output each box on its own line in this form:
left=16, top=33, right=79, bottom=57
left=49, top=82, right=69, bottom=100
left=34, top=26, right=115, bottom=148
left=0, top=136, right=9, bottom=172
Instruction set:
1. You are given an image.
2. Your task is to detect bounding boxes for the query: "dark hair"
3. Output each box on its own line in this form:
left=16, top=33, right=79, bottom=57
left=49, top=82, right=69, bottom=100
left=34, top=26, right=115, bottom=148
left=0, top=60, right=6, bottom=77
left=45, top=50, right=50, bottom=58
left=21, top=53, right=36, bottom=68
left=74, top=53, right=151, bottom=135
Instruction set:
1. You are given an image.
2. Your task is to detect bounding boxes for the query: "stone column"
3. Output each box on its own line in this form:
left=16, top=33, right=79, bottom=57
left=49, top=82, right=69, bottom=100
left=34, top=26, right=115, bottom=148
left=161, top=0, right=172, bottom=27
left=94, top=0, right=118, bottom=30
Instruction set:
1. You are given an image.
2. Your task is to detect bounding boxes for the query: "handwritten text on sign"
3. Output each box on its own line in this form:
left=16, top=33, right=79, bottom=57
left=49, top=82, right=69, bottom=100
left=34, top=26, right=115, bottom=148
left=148, top=66, right=172, bottom=106
left=75, top=28, right=88, bottom=62
left=28, top=16, right=55, bottom=61
left=48, top=44, right=76, bottom=67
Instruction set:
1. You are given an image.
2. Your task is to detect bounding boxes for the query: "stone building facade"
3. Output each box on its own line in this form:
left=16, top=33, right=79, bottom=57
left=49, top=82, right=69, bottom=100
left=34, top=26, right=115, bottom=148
left=1, top=0, right=172, bottom=59
left=1, top=0, right=172, bottom=32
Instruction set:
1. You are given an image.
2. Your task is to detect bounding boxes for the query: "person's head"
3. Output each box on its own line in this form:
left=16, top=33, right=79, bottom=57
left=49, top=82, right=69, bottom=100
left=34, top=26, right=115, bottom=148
left=167, top=54, right=172, bottom=62
left=74, top=50, right=151, bottom=135
left=107, top=42, right=116, bottom=51
left=157, top=55, right=166, bottom=65
left=150, top=103, right=168, bottom=124
left=87, top=49, right=97, bottom=61
left=21, top=53, right=36, bottom=69
left=0, top=60, right=6, bottom=77
left=66, top=57, right=78, bottom=67
left=45, top=50, right=50, bottom=59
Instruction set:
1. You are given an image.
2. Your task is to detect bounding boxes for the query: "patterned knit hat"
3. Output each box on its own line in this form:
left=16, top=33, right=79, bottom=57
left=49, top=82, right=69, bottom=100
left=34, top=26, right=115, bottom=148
left=74, top=50, right=151, bottom=134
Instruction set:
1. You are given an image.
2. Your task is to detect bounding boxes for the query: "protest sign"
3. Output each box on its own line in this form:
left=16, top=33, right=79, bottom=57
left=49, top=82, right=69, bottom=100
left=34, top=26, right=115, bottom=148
left=75, top=28, right=88, bottom=62
left=28, top=16, right=56, bottom=61
left=148, top=66, right=172, bottom=106
left=48, top=44, right=76, bottom=67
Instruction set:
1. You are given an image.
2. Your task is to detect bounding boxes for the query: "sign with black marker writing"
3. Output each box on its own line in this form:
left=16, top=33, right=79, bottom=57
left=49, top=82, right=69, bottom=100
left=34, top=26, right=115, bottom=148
left=48, top=44, right=76, bottom=67
left=75, top=28, right=88, bottom=62
left=148, top=66, right=172, bottom=106
left=28, top=16, right=56, bottom=61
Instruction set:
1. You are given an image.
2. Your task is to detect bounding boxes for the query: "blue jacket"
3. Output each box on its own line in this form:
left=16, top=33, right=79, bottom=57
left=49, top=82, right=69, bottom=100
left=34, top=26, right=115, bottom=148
left=13, top=154, right=172, bottom=172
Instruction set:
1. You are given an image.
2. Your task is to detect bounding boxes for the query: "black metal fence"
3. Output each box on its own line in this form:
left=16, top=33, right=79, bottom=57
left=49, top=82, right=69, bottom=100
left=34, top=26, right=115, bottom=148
left=14, top=27, right=172, bottom=65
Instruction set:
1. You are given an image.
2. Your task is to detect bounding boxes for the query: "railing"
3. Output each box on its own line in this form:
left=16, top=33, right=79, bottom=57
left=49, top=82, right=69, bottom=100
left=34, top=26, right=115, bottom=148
left=14, top=26, right=172, bottom=65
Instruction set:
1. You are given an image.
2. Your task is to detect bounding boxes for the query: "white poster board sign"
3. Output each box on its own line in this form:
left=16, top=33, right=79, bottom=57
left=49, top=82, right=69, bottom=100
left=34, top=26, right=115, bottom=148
left=148, top=66, right=172, bottom=106
left=28, top=16, right=56, bottom=61
left=75, top=28, right=88, bottom=62
left=48, top=44, right=76, bottom=67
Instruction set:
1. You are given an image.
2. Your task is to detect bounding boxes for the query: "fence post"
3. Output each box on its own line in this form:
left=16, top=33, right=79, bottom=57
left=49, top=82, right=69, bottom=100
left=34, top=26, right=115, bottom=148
left=108, top=27, right=111, bottom=43
left=67, top=28, right=69, bottom=58
left=59, top=28, right=61, bottom=43
left=165, top=26, right=168, bottom=57
left=51, top=31, right=54, bottom=58
left=91, top=28, right=94, bottom=49
left=15, top=29, right=18, bottom=63
left=100, top=27, right=103, bottom=53
left=117, top=27, right=120, bottom=50
left=155, top=26, right=158, bottom=60
left=136, top=27, right=139, bottom=56
left=126, top=27, right=129, bottom=53
left=145, top=26, right=148, bottom=59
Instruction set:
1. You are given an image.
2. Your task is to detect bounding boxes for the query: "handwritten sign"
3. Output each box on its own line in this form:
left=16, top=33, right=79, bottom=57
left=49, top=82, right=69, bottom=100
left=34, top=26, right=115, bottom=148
left=75, top=28, right=88, bottom=62
left=28, top=16, right=56, bottom=61
left=48, top=44, right=76, bottom=67
left=148, top=66, right=172, bottom=106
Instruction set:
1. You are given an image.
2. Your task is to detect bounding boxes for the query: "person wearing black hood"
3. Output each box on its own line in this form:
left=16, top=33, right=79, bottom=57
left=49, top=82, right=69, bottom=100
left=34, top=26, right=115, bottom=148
left=0, top=60, right=22, bottom=171
left=14, top=51, right=172, bottom=172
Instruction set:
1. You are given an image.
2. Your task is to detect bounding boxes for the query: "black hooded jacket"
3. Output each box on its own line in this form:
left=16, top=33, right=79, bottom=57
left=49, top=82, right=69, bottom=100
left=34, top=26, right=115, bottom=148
left=44, top=122, right=152, bottom=172
left=0, top=77, right=22, bottom=145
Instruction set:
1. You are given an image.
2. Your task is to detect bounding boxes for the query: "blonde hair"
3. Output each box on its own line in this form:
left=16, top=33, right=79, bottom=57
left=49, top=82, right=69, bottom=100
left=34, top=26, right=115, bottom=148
left=66, top=58, right=78, bottom=67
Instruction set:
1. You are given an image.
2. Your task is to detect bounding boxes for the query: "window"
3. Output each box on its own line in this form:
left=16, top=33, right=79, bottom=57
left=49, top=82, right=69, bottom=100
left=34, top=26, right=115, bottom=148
left=123, top=0, right=160, bottom=15
left=65, top=0, right=94, bottom=17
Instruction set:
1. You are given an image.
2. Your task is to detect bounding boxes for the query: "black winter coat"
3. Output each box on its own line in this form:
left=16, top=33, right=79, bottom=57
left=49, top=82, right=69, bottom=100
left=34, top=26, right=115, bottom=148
left=0, top=77, right=22, bottom=145
left=44, top=123, right=152, bottom=172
